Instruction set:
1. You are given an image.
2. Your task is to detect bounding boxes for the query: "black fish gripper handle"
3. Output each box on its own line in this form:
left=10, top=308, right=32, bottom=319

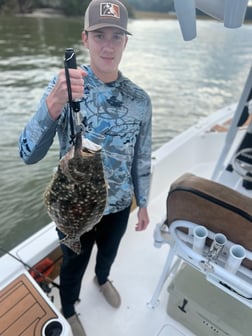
left=65, top=48, right=80, bottom=113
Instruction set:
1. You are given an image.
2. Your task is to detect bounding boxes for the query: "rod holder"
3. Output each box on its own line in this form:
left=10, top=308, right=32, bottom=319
left=207, top=233, right=227, bottom=262
left=193, top=225, right=208, bottom=255
left=224, top=0, right=249, bottom=28
left=174, top=0, right=197, bottom=41
left=225, top=244, right=246, bottom=273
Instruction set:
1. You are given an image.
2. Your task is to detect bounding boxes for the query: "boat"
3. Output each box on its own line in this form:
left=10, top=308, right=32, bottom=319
left=1, top=1, right=252, bottom=335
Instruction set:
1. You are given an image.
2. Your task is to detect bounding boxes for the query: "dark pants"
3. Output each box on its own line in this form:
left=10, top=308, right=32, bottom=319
left=58, top=206, right=131, bottom=318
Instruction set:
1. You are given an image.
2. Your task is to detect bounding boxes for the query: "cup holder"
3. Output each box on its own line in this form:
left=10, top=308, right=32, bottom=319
left=43, top=320, right=63, bottom=336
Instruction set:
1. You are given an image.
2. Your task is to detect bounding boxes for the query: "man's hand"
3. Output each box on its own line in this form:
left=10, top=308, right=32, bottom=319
left=46, top=68, right=87, bottom=120
left=135, top=207, right=149, bottom=231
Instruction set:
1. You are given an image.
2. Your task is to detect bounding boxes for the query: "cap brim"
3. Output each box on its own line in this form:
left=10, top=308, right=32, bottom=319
left=85, top=23, right=132, bottom=35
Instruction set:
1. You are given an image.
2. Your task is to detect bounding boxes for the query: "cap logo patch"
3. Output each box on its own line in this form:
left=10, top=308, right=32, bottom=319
left=100, top=3, right=120, bottom=18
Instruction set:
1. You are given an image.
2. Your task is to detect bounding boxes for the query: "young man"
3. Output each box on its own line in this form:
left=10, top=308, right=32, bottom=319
left=19, top=0, right=152, bottom=335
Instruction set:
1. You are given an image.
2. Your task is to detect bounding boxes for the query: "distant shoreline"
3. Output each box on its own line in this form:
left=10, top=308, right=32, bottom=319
left=17, top=8, right=175, bottom=19
left=16, top=8, right=64, bottom=18
left=15, top=8, right=252, bottom=22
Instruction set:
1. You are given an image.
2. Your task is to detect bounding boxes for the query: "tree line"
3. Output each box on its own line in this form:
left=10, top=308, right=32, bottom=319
left=0, top=0, right=135, bottom=16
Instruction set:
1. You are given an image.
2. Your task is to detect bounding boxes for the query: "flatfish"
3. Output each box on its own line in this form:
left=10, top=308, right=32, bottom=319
left=44, top=134, right=107, bottom=254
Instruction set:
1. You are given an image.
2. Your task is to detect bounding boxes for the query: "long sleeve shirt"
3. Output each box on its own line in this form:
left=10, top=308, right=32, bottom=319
left=19, top=65, right=152, bottom=215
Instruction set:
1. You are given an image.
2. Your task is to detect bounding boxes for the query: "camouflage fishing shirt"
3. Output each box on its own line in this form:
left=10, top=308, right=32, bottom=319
left=19, top=65, right=152, bottom=214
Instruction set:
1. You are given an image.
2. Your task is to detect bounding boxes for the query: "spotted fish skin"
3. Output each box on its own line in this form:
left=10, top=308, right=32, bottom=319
left=44, top=135, right=107, bottom=254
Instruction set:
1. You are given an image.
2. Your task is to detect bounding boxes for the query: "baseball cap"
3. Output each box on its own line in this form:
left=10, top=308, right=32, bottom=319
left=84, top=0, right=132, bottom=35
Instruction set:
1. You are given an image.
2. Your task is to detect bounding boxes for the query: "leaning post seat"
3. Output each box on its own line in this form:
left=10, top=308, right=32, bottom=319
left=166, top=173, right=252, bottom=269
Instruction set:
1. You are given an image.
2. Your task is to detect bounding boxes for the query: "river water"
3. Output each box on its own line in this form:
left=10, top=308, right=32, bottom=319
left=0, top=15, right=251, bottom=252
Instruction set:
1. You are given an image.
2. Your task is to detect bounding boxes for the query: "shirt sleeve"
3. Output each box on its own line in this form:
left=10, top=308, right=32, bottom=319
left=131, top=95, right=152, bottom=208
left=18, top=76, right=59, bottom=164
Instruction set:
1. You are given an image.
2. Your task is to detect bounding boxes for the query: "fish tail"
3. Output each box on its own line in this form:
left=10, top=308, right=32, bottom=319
left=60, top=235, right=82, bottom=255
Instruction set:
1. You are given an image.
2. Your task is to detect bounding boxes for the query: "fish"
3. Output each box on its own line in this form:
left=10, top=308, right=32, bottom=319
left=44, top=133, right=107, bottom=254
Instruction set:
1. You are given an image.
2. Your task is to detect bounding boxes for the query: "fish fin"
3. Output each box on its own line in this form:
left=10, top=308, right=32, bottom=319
left=60, top=235, right=82, bottom=255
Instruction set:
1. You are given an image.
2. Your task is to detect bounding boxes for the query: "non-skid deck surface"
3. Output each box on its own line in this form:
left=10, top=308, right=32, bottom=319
left=0, top=273, right=57, bottom=336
